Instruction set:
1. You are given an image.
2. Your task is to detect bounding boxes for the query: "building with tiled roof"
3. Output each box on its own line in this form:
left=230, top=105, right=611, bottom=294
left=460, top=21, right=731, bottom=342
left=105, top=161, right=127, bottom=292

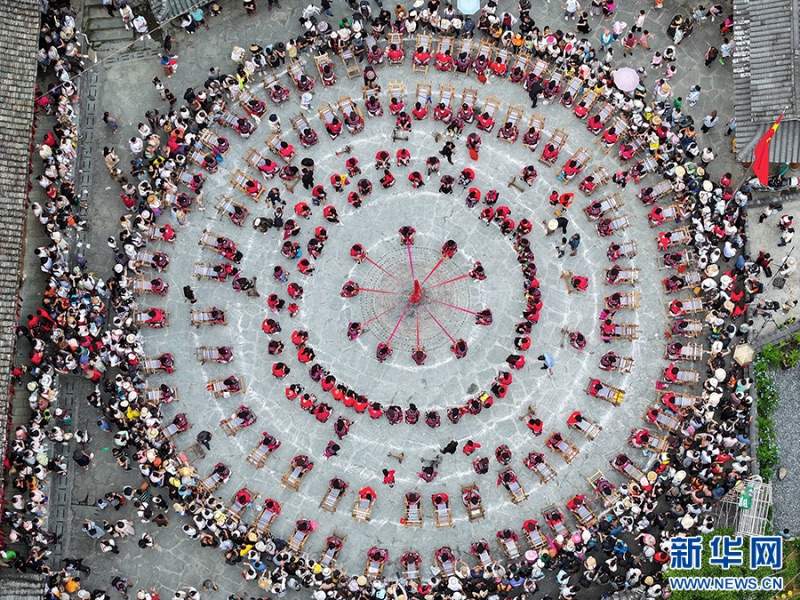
left=733, top=0, right=800, bottom=164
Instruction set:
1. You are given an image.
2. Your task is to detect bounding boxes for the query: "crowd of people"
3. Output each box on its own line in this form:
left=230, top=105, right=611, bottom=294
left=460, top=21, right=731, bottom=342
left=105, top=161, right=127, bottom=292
left=3, top=0, right=787, bottom=599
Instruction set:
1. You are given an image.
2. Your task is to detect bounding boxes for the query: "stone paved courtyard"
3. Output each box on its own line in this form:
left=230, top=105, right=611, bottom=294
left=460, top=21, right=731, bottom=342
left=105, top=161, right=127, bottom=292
left=46, top=0, right=768, bottom=595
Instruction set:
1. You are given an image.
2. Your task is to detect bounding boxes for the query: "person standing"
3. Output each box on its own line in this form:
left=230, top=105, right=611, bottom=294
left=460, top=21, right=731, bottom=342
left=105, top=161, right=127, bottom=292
left=243, top=0, right=257, bottom=17
left=631, top=9, right=646, bottom=32
left=196, top=430, right=212, bottom=450
left=133, top=14, right=152, bottom=39
left=183, top=285, right=197, bottom=304
left=687, top=85, right=701, bottom=106
left=189, top=5, right=209, bottom=30
left=439, top=141, right=456, bottom=164
left=118, top=2, right=134, bottom=29
left=563, top=0, right=580, bottom=20
left=569, top=233, right=581, bottom=256
left=382, top=469, right=395, bottom=487
left=528, top=80, right=543, bottom=108
left=701, top=110, right=719, bottom=133
left=103, top=112, right=121, bottom=134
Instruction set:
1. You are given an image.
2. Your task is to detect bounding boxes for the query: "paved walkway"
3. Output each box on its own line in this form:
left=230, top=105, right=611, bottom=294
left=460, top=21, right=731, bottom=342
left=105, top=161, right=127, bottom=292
left=62, top=0, right=749, bottom=594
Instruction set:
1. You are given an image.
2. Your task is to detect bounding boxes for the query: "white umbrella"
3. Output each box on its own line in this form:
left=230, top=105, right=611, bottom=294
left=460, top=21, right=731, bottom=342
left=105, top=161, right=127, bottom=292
left=733, top=343, right=755, bottom=366
left=613, top=67, right=639, bottom=92
left=458, top=0, right=481, bottom=14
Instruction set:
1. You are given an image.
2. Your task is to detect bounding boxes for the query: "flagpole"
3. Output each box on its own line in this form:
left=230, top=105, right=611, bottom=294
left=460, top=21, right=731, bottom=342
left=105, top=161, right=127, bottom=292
left=726, top=107, right=787, bottom=210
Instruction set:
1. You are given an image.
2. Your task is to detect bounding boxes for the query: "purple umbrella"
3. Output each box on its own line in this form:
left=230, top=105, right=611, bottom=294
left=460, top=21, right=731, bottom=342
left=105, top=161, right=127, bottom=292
left=613, top=67, right=639, bottom=92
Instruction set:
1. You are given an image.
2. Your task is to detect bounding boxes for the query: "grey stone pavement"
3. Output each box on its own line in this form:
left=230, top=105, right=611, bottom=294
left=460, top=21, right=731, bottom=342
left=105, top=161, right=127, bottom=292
left=770, top=366, right=800, bottom=536
left=41, top=0, right=770, bottom=595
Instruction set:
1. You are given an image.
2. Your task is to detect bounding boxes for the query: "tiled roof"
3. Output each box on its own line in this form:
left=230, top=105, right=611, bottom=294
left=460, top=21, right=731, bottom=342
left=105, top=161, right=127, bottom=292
left=733, top=0, right=800, bottom=163
left=148, top=0, right=199, bottom=23
left=0, top=0, right=39, bottom=496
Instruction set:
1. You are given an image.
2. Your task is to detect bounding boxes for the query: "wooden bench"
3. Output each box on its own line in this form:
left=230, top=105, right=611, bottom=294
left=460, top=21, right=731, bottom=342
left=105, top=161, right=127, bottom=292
left=525, top=452, right=557, bottom=483
left=230, top=169, right=264, bottom=201
left=545, top=433, right=580, bottom=463
left=413, top=33, right=433, bottom=73
left=314, top=52, right=337, bottom=85
left=320, top=532, right=346, bottom=567
left=190, top=308, right=227, bottom=327
left=266, top=133, right=295, bottom=164
left=432, top=494, right=453, bottom=528
left=206, top=375, right=244, bottom=398
left=403, top=492, right=423, bottom=527
left=588, top=470, right=620, bottom=506
left=568, top=415, right=602, bottom=440
left=320, top=479, right=348, bottom=513
left=585, top=193, right=622, bottom=220
left=133, top=310, right=170, bottom=328
left=461, top=483, right=485, bottom=521
left=251, top=500, right=280, bottom=535
left=288, top=60, right=315, bottom=90
left=539, top=128, right=568, bottom=165
left=351, top=493, right=375, bottom=522
left=338, top=45, right=361, bottom=78
left=586, top=378, right=625, bottom=406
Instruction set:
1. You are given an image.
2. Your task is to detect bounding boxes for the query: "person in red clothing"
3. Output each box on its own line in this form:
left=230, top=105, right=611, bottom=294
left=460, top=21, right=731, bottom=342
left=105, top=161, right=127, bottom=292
left=490, top=56, right=508, bottom=77
left=560, top=159, right=582, bottom=181
left=542, top=147, right=563, bottom=170
left=380, top=169, right=395, bottom=188
left=375, top=150, right=391, bottom=170
left=411, top=101, right=428, bottom=120
left=408, top=171, right=425, bottom=188
left=389, top=96, right=405, bottom=115
left=571, top=275, right=589, bottom=292
left=463, top=440, right=481, bottom=455
left=587, top=114, right=603, bottom=134
left=396, top=148, right=411, bottom=166
left=434, top=49, right=453, bottom=71
left=396, top=111, right=412, bottom=130
left=325, top=116, right=342, bottom=138
left=476, top=111, right=495, bottom=132
left=412, top=46, right=431, bottom=67
left=382, top=469, right=396, bottom=487
left=526, top=416, right=543, bottom=435
left=433, top=102, right=453, bottom=123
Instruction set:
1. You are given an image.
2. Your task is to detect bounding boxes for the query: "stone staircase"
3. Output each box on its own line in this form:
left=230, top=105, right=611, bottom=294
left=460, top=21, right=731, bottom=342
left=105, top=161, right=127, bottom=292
left=0, top=573, right=47, bottom=600
left=82, top=0, right=138, bottom=47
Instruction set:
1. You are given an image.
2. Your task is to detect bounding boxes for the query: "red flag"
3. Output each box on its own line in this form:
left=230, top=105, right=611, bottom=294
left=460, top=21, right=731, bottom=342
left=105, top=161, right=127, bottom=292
left=753, top=112, right=784, bottom=185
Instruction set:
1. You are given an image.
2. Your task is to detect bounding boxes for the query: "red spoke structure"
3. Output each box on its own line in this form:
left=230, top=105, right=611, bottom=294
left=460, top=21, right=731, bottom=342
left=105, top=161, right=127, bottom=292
left=357, top=287, right=400, bottom=295
left=424, top=306, right=456, bottom=343
left=345, top=229, right=488, bottom=363
left=364, top=256, right=402, bottom=282
left=425, top=273, right=471, bottom=289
